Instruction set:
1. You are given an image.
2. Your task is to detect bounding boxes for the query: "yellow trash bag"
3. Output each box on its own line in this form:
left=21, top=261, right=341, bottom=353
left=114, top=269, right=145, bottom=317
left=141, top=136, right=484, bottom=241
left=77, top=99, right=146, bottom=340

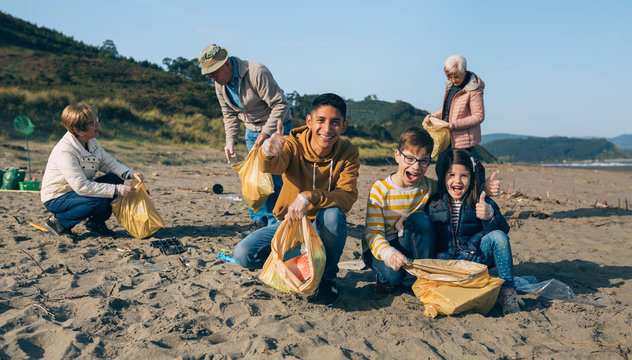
left=405, top=259, right=504, bottom=318
left=422, top=116, right=450, bottom=161
left=259, top=217, right=326, bottom=295
left=112, top=179, right=165, bottom=239
left=232, top=144, right=274, bottom=212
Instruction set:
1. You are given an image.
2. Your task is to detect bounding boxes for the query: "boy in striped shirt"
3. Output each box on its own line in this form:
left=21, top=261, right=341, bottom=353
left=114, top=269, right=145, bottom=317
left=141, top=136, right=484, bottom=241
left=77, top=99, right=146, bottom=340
left=363, top=127, right=437, bottom=294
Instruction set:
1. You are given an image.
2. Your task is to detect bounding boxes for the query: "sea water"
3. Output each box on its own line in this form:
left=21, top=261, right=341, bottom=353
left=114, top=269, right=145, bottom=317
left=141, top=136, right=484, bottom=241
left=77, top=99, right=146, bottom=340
left=539, top=161, right=632, bottom=168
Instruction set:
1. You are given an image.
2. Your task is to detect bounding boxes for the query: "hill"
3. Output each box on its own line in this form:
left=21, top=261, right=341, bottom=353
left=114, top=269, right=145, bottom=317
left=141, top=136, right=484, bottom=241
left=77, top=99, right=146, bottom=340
left=608, top=134, right=632, bottom=153
left=0, top=11, right=223, bottom=145
left=481, top=133, right=532, bottom=144
left=484, top=137, right=632, bottom=163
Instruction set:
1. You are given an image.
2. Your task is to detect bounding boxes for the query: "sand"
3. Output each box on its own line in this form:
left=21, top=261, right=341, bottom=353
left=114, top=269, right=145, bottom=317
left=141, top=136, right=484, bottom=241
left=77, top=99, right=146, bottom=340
left=1, top=144, right=631, bottom=359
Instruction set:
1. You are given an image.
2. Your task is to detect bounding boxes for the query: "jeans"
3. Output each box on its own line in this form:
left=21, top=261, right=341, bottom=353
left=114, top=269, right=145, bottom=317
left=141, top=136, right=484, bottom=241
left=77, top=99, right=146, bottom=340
left=234, top=207, right=347, bottom=281
left=371, top=211, right=435, bottom=286
left=455, top=230, right=515, bottom=288
left=244, top=120, right=292, bottom=226
left=44, top=173, right=123, bottom=229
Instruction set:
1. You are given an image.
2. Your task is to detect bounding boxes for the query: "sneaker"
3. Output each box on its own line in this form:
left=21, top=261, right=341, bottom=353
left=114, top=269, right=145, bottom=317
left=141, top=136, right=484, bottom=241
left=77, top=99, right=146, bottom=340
left=44, top=216, right=68, bottom=236
left=85, top=220, right=116, bottom=237
left=245, top=220, right=266, bottom=234
left=311, top=279, right=340, bottom=307
left=375, top=276, right=395, bottom=294
left=500, top=288, right=523, bottom=315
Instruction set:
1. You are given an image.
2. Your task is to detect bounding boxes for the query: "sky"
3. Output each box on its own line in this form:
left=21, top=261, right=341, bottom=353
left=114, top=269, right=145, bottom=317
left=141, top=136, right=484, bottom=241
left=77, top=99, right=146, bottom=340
left=2, top=0, right=631, bottom=138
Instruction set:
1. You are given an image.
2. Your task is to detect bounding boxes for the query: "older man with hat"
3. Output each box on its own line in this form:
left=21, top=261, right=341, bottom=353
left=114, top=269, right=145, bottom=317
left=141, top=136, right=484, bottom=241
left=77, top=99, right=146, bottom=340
left=199, top=44, right=292, bottom=232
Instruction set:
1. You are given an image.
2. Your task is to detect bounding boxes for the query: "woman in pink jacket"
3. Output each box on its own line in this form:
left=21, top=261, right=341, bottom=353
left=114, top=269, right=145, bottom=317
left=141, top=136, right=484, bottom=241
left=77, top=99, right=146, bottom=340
left=424, top=54, right=485, bottom=151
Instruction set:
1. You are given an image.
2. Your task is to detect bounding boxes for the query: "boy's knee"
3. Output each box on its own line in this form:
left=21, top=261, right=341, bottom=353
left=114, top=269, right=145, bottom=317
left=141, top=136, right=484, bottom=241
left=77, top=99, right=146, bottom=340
left=405, top=211, right=431, bottom=233
left=233, top=241, right=251, bottom=269
left=318, top=207, right=346, bottom=230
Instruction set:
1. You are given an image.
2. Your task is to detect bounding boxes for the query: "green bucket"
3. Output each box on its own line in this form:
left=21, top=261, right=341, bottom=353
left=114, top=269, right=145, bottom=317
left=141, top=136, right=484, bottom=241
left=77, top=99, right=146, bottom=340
left=19, top=181, right=40, bottom=191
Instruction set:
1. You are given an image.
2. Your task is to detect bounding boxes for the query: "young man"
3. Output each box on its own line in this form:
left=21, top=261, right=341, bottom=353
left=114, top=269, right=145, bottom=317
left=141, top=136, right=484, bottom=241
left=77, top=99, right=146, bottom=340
left=233, top=93, right=360, bottom=306
left=363, top=127, right=437, bottom=294
left=198, top=44, right=292, bottom=231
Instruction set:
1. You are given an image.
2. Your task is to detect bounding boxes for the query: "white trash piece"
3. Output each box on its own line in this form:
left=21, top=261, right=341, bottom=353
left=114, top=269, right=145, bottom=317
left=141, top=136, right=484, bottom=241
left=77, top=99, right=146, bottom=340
left=514, top=276, right=610, bottom=307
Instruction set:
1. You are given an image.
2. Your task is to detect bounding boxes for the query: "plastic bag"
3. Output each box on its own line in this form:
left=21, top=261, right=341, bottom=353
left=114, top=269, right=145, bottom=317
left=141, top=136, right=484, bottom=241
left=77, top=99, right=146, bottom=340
left=259, top=217, right=326, bottom=295
left=1, top=168, right=25, bottom=190
left=232, top=144, right=274, bottom=212
left=112, top=180, right=164, bottom=239
left=405, top=259, right=505, bottom=318
left=422, top=117, right=450, bottom=161
left=514, top=276, right=610, bottom=307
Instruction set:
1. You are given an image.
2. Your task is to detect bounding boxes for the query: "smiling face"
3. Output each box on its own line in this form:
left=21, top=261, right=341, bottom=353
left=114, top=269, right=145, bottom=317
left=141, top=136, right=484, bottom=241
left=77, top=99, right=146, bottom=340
left=393, top=145, right=431, bottom=187
left=306, top=105, right=347, bottom=157
left=445, top=164, right=471, bottom=201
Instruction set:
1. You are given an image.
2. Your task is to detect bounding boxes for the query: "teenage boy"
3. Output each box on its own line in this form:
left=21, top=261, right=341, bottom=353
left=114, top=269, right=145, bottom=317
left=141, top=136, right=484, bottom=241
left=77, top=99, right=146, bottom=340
left=233, top=93, right=360, bottom=306
left=363, top=127, right=437, bottom=294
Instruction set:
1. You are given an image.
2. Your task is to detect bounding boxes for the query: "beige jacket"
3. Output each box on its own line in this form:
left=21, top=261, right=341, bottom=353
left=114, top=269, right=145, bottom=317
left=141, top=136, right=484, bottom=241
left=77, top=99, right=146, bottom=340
left=216, top=57, right=291, bottom=145
left=40, top=132, right=131, bottom=203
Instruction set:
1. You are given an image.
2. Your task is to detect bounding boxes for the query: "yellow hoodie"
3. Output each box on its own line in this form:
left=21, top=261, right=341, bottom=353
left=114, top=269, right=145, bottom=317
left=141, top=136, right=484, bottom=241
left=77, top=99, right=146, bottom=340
left=258, top=125, right=360, bottom=221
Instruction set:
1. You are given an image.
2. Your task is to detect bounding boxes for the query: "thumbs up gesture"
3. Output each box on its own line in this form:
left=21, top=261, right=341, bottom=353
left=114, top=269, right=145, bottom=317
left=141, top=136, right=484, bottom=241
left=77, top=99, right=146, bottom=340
left=262, top=120, right=286, bottom=157
left=484, top=170, right=500, bottom=197
left=476, top=191, right=494, bottom=220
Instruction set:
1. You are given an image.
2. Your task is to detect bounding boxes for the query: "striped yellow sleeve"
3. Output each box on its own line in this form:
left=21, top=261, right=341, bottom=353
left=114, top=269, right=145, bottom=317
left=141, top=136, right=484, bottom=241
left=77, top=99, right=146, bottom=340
left=363, top=181, right=392, bottom=260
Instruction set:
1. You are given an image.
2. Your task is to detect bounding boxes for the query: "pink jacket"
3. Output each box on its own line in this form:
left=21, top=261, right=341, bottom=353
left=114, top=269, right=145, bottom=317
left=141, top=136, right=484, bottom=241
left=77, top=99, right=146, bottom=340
left=431, top=72, right=485, bottom=149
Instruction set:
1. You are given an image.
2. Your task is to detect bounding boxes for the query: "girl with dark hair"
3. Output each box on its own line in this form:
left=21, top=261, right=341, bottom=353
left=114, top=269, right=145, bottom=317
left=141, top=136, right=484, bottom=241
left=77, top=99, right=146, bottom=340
left=428, top=148, right=521, bottom=314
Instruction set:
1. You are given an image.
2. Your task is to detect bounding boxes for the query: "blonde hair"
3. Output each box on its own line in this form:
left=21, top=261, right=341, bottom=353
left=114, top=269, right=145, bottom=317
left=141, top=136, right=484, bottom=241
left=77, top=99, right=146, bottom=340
left=61, top=104, right=97, bottom=135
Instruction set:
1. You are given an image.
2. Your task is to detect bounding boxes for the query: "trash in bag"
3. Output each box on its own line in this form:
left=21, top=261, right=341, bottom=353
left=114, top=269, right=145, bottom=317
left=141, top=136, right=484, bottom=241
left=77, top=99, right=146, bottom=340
left=112, top=179, right=164, bottom=239
left=1, top=168, right=25, bottom=190
left=405, top=259, right=505, bottom=318
left=422, top=117, right=450, bottom=161
left=232, top=144, right=274, bottom=212
left=514, top=276, right=610, bottom=307
left=259, top=217, right=326, bottom=295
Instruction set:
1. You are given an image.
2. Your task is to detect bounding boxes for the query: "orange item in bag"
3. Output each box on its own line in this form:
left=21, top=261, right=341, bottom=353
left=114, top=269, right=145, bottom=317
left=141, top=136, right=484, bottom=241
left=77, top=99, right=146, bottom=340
left=284, top=253, right=311, bottom=281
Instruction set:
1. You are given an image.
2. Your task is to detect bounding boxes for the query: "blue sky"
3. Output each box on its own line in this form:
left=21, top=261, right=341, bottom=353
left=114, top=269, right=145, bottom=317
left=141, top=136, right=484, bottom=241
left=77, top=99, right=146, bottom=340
left=2, top=0, right=631, bottom=137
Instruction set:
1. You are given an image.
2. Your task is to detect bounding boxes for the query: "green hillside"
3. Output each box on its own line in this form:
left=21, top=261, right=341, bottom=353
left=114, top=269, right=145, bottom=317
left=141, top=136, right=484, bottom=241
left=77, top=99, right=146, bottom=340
left=485, top=137, right=632, bottom=163
left=0, top=11, right=223, bottom=145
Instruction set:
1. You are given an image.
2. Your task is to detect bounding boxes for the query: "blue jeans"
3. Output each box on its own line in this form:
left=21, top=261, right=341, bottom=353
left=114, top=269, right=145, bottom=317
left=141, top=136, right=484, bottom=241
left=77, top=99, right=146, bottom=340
left=44, top=173, right=123, bottom=229
left=244, top=120, right=292, bottom=225
left=455, top=230, right=515, bottom=289
left=234, top=207, right=347, bottom=281
left=370, top=211, right=435, bottom=286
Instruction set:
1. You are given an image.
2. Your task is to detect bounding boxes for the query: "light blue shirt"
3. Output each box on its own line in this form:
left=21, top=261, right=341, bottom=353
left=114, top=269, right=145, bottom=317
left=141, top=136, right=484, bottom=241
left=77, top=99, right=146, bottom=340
left=225, top=58, right=242, bottom=109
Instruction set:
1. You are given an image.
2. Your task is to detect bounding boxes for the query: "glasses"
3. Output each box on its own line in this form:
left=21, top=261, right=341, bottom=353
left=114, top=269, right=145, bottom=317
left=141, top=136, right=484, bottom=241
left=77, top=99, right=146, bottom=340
left=399, top=149, right=431, bottom=167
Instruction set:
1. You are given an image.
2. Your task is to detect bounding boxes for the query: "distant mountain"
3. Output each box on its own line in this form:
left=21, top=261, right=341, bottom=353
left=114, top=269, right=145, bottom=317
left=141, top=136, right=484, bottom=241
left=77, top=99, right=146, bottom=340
left=608, top=134, right=632, bottom=152
left=485, top=137, right=632, bottom=163
left=481, top=133, right=531, bottom=144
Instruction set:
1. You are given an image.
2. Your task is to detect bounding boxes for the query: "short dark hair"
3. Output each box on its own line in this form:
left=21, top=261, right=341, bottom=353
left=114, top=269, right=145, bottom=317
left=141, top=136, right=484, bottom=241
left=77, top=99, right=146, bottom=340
left=435, top=148, right=482, bottom=207
left=398, top=126, right=434, bottom=155
left=310, top=93, right=346, bottom=120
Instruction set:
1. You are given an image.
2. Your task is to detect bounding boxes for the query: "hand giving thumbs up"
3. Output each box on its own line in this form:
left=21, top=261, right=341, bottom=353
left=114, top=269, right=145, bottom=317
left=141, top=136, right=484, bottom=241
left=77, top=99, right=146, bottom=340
left=475, top=191, right=494, bottom=220
left=262, top=120, right=286, bottom=156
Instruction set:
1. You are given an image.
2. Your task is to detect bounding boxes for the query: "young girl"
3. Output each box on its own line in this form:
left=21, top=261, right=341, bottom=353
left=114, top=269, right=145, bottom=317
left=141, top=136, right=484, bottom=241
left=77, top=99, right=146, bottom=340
left=428, top=149, right=521, bottom=314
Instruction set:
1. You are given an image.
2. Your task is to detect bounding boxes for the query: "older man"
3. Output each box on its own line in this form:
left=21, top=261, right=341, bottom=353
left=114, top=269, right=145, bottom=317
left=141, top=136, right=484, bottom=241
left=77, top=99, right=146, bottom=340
left=199, top=44, right=292, bottom=231
left=424, top=54, right=485, bottom=152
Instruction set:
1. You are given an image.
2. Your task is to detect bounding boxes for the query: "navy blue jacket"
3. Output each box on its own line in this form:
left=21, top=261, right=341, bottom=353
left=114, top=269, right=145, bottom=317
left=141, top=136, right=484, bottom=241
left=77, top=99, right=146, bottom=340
left=428, top=192, right=509, bottom=259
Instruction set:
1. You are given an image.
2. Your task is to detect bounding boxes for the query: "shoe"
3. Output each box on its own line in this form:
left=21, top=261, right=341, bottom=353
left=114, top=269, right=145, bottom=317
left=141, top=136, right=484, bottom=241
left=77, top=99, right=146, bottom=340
left=311, top=279, right=340, bottom=307
left=500, top=288, right=523, bottom=315
left=245, top=220, right=266, bottom=234
left=375, top=276, right=395, bottom=294
left=44, top=216, right=68, bottom=236
left=85, top=220, right=116, bottom=237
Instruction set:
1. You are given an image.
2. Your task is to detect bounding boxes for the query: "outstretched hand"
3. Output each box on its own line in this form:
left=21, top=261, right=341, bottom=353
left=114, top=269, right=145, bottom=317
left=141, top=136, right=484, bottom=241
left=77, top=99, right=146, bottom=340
left=385, top=249, right=412, bottom=271
left=475, top=191, right=494, bottom=220
left=262, top=120, right=286, bottom=157
left=484, top=170, right=500, bottom=196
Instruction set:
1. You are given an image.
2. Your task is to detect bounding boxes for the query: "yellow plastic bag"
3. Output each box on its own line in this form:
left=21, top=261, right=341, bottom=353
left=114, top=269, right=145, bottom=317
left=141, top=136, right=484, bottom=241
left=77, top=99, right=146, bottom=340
left=232, top=144, right=274, bottom=212
left=405, top=259, right=504, bottom=318
left=112, top=180, right=165, bottom=239
left=259, top=217, right=326, bottom=295
left=422, top=117, right=450, bottom=161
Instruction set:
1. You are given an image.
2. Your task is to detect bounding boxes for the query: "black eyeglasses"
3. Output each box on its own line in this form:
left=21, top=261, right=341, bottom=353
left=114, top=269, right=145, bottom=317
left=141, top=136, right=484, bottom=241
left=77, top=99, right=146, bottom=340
left=399, top=149, right=432, bottom=167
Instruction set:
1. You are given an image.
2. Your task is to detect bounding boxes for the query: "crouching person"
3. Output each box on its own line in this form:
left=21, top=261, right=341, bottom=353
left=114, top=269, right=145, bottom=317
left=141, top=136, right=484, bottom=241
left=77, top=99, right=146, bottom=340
left=233, top=93, right=360, bottom=306
left=41, top=104, right=143, bottom=237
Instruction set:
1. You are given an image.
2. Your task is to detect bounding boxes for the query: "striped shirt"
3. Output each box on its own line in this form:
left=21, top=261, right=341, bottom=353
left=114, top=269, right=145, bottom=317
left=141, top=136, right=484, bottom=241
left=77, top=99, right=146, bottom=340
left=450, top=199, right=462, bottom=232
left=363, top=173, right=437, bottom=260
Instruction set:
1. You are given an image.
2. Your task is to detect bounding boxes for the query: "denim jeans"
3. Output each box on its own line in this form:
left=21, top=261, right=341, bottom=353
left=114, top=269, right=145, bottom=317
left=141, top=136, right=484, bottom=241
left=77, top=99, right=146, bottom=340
left=233, top=207, right=347, bottom=281
left=455, top=230, right=515, bottom=288
left=43, top=173, right=123, bottom=229
left=371, top=211, right=435, bottom=286
left=244, top=120, right=292, bottom=226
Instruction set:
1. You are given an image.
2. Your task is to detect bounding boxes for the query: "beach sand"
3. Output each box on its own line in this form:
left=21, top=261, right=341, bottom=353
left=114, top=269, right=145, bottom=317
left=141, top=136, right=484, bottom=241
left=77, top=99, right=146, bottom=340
left=1, top=144, right=631, bottom=359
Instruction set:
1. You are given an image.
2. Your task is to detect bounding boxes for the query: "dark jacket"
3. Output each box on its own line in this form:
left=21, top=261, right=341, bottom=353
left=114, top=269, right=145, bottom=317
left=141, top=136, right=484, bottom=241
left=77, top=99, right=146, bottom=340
left=428, top=192, right=509, bottom=259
